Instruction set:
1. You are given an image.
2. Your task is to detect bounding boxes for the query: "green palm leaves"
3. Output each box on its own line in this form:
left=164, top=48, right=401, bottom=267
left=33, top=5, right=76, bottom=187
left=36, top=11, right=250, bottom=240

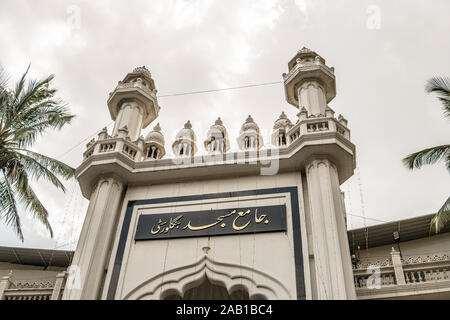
left=402, top=76, right=450, bottom=233
left=0, top=65, right=75, bottom=241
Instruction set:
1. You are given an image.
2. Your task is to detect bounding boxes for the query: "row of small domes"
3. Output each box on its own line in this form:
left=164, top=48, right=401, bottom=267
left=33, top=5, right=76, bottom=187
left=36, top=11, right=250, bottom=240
left=145, top=112, right=292, bottom=144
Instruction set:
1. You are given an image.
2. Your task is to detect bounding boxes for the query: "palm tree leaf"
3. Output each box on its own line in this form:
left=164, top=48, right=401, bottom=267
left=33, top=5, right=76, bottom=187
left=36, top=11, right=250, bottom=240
left=430, top=197, right=450, bottom=234
left=402, top=144, right=450, bottom=172
left=14, top=180, right=53, bottom=238
left=3, top=158, right=53, bottom=238
left=11, top=110, right=75, bottom=148
left=425, top=77, right=450, bottom=119
left=20, top=149, right=76, bottom=181
left=0, top=169, right=23, bottom=241
left=0, top=65, right=9, bottom=91
left=0, top=66, right=73, bottom=241
left=11, top=152, right=67, bottom=191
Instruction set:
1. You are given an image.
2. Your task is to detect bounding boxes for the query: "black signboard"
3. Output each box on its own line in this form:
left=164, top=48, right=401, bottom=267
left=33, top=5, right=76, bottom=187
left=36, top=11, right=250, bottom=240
left=134, top=204, right=287, bottom=240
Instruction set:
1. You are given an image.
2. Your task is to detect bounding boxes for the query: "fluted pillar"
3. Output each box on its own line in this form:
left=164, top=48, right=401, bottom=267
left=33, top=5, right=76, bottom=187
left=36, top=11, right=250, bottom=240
left=391, top=248, right=406, bottom=285
left=0, top=273, right=12, bottom=300
left=112, top=101, right=144, bottom=141
left=305, top=158, right=356, bottom=299
left=63, top=175, right=126, bottom=300
left=297, top=81, right=327, bottom=116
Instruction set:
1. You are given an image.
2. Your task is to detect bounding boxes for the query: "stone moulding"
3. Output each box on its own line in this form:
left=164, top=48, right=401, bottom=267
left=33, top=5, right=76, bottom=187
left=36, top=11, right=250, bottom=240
left=77, top=130, right=355, bottom=199
left=122, top=255, right=292, bottom=300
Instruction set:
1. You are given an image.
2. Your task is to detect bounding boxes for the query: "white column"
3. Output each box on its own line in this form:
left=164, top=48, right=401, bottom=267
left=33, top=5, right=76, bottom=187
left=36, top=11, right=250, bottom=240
left=390, top=248, right=406, bottom=285
left=112, top=101, right=144, bottom=141
left=63, top=175, right=126, bottom=300
left=305, top=158, right=356, bottom=299
left=297, top=82, right=327, bottom=116
left=51, top=272, right=67, bottom=300
left=0, top=272, right=12, bottom=300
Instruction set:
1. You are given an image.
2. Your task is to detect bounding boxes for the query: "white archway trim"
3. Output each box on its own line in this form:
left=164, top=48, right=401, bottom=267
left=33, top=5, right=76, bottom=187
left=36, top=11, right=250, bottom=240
left=122, top=255, right=292, bottom=300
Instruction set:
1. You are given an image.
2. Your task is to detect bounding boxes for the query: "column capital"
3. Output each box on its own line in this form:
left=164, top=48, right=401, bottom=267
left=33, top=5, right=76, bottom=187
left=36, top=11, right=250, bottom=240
left=305, top=156, right=338, bottom=173
left=91, top=173, right=127, bottom=194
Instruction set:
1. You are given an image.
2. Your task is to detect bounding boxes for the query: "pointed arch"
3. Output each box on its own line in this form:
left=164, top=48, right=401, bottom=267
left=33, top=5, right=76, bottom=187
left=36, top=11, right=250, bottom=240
left=122, top=255, right=292, bottom=300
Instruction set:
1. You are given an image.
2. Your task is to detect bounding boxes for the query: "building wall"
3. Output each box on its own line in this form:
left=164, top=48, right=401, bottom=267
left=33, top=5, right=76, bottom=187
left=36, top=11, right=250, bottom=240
left=101, top=172, right=312, bottom=300
left=0, top=262, right=64, bottom=281
left=358, top=232, right=450, bottom=265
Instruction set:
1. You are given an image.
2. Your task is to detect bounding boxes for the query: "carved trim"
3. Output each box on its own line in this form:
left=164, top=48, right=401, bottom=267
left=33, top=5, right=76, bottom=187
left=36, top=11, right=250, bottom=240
left=122, top=255, right=291, bottom=300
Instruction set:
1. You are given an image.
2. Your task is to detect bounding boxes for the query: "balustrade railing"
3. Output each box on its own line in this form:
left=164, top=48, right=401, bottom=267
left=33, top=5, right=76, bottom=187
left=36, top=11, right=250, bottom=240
left=353, top=252, right=450, bottom=294
left=99, top=141, right=117, bottom=153
left=353, top=266, right=396, bottom=288
left=403, top=258, right=450, bottom=284
left=82, top=113, right=350, bottom=163
left=0, top=272, right=67, bottom=300
left=122, top=143, right=138, bottom=159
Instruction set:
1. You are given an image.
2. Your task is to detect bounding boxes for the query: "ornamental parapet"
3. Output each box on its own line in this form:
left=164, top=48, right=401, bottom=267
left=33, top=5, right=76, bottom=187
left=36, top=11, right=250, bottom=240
left=0, top=271, right=67, bottom=300
left=353, top=251, right=450, bottom=299
left=286, top=110, right=350, bottom=145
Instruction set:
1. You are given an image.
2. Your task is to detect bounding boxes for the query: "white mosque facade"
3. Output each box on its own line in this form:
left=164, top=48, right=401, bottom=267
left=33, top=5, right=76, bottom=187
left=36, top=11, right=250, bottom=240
left=0, top=48, right=449, bottom=300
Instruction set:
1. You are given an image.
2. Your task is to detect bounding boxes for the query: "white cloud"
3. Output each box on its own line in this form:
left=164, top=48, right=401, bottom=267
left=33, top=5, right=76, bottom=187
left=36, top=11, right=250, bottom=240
left=0, top=0, right=449, bottom=249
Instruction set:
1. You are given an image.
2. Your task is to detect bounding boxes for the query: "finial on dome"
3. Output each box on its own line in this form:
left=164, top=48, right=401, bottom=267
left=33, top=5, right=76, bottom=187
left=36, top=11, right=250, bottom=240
left=279, top=111, right=287, bottom=119
left=215, top=117, right=223, bottom=126
left=184, top=120, right=192, bottom=129
left=132, top=66, right=151, bottom=78
left=299, top=46, right=311, bottom=53
left=153, top=122, right=161, bottom=132
left=245, top=115, right=254, bottom=123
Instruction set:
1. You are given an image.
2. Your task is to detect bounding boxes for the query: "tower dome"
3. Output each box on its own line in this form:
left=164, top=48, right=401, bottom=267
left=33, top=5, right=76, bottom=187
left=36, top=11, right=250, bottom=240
left=172, top=120, right=197, bottom=157
left=272, top=112, right=293, bottom=147
left=144, top=123, right=165, bottom=159
left=107, top=65, right=159, bottom=142
left=273, top=112, right=292, bottom=130
left=237, top=115, right=263, bottom=150
left=204, top=117, right=230, bottom=154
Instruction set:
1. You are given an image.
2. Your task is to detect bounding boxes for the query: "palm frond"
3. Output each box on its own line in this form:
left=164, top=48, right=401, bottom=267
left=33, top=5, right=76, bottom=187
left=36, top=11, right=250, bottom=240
left=3, top=158, right=53, bottom=238
left=403, top=144, right=450, bottom=172
left=0, top=169, right=23, bottom=241
left=11, top=107, right=75, bottom=148
left=9, top=75, right=56, bottom=126
left=12, top=64, right=30, bottom=107
left=430, top=197, right=450, bottom=234
left=14, top=181, right=53, bottom=238
left=425, top=77, right=450, bottom=119
left=0, top=65, right=74, bottom=240
left=0, top=65, right=9, bottom=91
left=10, top=150, right=75, bottom=192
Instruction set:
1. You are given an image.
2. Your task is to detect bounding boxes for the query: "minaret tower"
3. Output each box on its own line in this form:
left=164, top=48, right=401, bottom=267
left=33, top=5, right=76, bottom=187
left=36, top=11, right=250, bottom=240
left=108, top=66, right=160, bottom=141
left=283, top=47, right=335, bottom=116
left=284, top=47, right=356, bottom=299
left=63, top=67, right=160, bottom=300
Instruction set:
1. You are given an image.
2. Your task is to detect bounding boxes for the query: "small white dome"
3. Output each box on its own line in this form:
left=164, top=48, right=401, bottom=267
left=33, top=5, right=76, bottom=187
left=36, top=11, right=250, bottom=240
left=204, top=117, right=230, bottom=153
left=133, top=66, right=151, bottom=78
left=145, top=123, right=164, bottom=145
left=175, top=120, right=196, bottom=142
left=172, top=120, right=197, bottom=156
left=240, top=115, right=260, bottom=134
left=273, top=112, right=292, bottom=130
left=207, top=117, right=226, bottom=138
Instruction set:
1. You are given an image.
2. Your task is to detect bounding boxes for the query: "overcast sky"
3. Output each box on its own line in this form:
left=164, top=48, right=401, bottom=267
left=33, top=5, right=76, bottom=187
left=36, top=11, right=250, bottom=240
left=0, top=0, right=449, bottom=251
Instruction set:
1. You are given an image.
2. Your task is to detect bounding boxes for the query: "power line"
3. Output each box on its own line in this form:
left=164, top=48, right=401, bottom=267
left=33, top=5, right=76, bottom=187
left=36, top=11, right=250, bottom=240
left=57, top=121, right=114, bottom=160
left=157, top=80, right=283, bottom=98
left=55, top=80, right=284, bottom=159
left=347, top=213, right=389, bottom=224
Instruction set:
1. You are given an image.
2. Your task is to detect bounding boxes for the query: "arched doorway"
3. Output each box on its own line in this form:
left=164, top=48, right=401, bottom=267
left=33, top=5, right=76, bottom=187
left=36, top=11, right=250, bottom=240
left=122, top=255, right=292, bottom=300
left=163, top=277, right=252, bottom=300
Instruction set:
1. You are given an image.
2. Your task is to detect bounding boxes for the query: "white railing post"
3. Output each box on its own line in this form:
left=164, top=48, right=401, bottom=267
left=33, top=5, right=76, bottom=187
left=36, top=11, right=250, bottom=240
left=51, top=272, right=67, bottom=300
left=0, top=271, right=12, bottom=300
left=390, top=247, right=406, bottom=285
